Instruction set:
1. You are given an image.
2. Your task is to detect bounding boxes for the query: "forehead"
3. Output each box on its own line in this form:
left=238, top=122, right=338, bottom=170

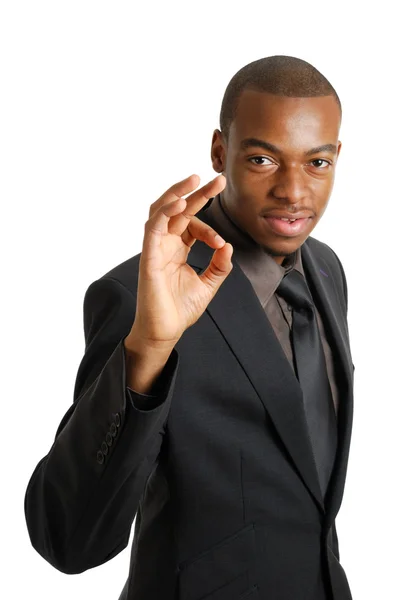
left=229, top=90, right=340, bottom=147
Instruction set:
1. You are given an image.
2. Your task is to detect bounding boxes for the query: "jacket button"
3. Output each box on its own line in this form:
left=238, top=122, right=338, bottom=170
left=101, top=441, right=108, bottom=455
left=97, top=450, right=104, bottom=464
left=110, top=422, right=117, bottom=437
left=114, top=413, right=121, bottom=428
left=106, top=432, right=113, bottom=446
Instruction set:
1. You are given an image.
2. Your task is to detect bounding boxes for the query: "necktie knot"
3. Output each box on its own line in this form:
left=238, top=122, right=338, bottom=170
left=276, top=269, right=314, bottom=312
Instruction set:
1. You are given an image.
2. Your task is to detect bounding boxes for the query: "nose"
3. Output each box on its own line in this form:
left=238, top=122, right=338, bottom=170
left=270, top=165, right=307, bottom=204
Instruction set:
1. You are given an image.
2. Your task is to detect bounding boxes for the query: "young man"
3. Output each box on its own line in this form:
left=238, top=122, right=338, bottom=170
left=25, top=56, right=354, bottom=600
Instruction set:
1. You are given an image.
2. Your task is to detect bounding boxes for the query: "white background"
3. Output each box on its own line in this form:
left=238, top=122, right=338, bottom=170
left=1, top=1, right=399, bottom=598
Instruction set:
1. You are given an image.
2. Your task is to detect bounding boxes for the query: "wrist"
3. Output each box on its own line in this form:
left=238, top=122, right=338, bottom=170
left=124, top=323, right=178, bottom=357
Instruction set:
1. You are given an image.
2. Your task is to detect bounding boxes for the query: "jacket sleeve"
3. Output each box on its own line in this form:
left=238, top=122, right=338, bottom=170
left=24, top=276, right=179, bottom=574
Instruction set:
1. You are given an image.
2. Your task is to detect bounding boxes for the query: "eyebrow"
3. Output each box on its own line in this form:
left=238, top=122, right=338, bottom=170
left=239, top=138, right=337, bottom=156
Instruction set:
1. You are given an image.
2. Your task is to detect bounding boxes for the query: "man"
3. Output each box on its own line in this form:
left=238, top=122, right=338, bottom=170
left=25, top=55, right=354, bottom=600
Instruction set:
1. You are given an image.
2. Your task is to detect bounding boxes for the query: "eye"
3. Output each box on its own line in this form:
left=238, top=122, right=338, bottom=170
left=310, top=158, right=331, bottom=169
left=248, top=156, right=275, bottom=166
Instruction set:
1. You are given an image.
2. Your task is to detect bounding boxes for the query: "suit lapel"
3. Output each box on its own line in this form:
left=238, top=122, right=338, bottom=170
left=189, top=211, right=325, bottom=510
left=301, top=242, right=354, bottom=520
left=189, top=205, right=354, bottom=516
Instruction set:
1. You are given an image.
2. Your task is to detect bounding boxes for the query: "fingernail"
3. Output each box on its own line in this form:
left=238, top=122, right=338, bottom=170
left=214, top=235, right=225, bottom=244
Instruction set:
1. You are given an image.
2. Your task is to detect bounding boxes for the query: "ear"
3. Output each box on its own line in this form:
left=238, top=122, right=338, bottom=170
left=336, top=141, right=342, bottom=158
left=211, top=129, right=226, bottom=174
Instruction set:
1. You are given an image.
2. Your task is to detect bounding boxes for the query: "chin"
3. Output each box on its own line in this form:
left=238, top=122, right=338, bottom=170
left=261, top=236, right=306, bottom=257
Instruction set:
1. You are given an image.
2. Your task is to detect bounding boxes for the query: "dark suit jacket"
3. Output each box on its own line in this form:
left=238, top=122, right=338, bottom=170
left=25, top=201, right=354, bottom=600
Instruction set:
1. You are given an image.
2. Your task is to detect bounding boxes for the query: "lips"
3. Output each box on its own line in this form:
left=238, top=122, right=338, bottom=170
left=262, top=216, right=312, bottom=237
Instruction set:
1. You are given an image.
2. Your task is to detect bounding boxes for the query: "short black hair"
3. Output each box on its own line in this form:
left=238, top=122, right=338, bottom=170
left=219, top=55, right=341, bottom=142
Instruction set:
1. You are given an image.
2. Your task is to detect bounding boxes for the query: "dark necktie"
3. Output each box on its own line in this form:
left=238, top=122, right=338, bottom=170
left=277, top=269, right=338, bottom=497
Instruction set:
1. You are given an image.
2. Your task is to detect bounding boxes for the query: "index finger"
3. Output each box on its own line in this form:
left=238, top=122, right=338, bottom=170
left=167, top=174, right=226, bottom=236
left=149, top=174, right=201, bottom=219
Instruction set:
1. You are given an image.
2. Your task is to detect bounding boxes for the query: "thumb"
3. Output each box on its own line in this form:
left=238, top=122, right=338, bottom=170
left=198, top=243, right=234, bottom=293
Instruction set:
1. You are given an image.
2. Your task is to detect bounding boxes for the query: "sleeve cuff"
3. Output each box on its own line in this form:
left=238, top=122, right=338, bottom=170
left=126, top=347, right=179, bottom=411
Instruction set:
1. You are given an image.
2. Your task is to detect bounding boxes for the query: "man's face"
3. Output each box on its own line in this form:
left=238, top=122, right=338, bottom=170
left=211, top=90, right=342, bottom=264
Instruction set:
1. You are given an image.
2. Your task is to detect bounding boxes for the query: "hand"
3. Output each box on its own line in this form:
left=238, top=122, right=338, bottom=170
left=125, top=174, right=233, bottom=350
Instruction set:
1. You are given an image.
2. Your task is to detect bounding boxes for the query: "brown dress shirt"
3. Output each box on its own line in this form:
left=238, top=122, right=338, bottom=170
left=203, top=194, right=339, bottom=416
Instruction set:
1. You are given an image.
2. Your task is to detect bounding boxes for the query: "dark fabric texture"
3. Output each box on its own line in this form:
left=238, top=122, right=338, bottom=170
left=277, top=269, right=338, bottom=498
left=204, top=193, right=341, bottom=417
left=24, top=198, right=354, bottom=600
